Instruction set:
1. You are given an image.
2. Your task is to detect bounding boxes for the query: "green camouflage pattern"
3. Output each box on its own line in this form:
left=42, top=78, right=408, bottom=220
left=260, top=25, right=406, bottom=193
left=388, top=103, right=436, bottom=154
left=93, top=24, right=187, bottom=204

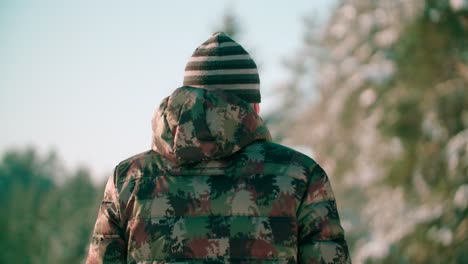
left=87, top=86, right=351, bottom=263
left=151, top=86, right=272, bottom=165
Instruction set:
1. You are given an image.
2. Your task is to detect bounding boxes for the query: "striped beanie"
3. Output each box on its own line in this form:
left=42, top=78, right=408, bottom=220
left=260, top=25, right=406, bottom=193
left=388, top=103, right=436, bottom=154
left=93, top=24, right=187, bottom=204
left=183, top=32, right=261, bottom=103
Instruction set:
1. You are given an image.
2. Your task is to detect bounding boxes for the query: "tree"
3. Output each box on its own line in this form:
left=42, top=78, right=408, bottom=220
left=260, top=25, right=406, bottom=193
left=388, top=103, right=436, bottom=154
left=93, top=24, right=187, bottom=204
left=215, top=7, right=242, bottom=39
left=0, top=147, right=103, bottom=263
left=264, top=16, right=321, bottom=142
left=273, top=0, right=468, bottom=263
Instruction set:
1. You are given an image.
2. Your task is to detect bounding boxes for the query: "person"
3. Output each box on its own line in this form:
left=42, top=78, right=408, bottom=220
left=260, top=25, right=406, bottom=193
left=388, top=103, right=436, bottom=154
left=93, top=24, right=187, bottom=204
left=86, top=32, right=351, bottom=264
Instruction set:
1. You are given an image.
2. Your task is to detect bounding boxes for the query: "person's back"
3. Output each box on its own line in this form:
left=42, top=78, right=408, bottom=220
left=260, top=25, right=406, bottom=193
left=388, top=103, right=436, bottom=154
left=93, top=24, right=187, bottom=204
left=87, top=33, right=351, bottom=264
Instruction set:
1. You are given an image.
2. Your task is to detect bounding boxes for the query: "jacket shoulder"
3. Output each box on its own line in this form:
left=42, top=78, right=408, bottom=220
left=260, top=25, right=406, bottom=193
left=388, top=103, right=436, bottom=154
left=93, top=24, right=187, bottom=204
left=245, top=141, right=318, bottom=167
left=113, top=150, right=165, bottom=184
left=240, top=141, right=321, bottom=184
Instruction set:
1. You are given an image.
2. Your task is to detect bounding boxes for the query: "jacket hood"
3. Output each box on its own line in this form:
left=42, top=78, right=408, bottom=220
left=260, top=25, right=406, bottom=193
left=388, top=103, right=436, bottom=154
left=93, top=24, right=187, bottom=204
left=152, top=86, right=272, bottom=165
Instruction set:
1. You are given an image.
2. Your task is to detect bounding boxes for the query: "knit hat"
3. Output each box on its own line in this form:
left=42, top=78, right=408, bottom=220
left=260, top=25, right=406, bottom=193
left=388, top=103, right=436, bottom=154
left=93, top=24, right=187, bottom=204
left=183, top=32, right=261, bottom=103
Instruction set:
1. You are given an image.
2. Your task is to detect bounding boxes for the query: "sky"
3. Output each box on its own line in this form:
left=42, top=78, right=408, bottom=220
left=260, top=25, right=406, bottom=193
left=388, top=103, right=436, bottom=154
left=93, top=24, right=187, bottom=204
left=0, top=0, right=338, bottom=181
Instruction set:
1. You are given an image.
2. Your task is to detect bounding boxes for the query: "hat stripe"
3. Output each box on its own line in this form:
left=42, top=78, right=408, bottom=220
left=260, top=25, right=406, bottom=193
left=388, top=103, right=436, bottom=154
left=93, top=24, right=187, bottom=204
left=203, top=35, right=235, bottom=45
left=184, top=69, right=258, bottom=77
left=188, top=84, right=260, bottom=90
left=185, top=59, right=257, bottom=71
left=188, top=54, right=253, bottom=62
left=191, top=46, right=247, bottom=57
left=184, top=74, right=260, bottom=85
left=197, top=41, right=239, bottom=50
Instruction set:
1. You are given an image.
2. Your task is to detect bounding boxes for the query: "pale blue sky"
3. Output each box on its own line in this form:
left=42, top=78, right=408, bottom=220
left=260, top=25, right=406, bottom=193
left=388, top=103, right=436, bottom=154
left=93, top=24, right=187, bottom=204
left=0, top=0, right=337, bottom=180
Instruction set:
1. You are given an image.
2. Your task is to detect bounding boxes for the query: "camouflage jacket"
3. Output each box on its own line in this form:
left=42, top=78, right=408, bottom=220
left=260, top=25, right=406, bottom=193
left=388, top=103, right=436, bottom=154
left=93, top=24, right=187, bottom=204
left=87, top=86, right=351, bottom=264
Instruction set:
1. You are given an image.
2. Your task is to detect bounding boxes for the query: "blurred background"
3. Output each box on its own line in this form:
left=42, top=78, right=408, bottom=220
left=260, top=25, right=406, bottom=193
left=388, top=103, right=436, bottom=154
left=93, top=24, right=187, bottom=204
left=1, top=0, right=467, bottom=263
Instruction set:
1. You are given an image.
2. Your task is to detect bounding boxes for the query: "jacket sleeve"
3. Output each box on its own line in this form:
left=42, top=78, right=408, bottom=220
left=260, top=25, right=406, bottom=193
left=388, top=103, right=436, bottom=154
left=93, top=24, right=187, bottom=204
left=296, top=164, right=351, bottom=264
left=86, top=170, right=127, bottom=264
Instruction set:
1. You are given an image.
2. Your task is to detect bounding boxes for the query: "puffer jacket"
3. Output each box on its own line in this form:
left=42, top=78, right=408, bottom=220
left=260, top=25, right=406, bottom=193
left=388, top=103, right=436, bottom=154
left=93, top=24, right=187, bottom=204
left=86, top=86, right=351, bottom=264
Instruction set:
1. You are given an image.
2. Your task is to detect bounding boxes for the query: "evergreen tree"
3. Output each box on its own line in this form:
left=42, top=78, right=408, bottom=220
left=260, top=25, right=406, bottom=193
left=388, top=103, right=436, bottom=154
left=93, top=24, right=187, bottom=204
left=0, top=148, right=103, bottom=263
left=215, top=7, right=242, bottom=39
left=273, top=0, right=468, bottom=263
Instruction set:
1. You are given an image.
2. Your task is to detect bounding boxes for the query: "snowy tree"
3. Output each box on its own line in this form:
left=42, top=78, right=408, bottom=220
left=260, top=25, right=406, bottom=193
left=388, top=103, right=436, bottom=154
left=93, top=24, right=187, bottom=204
left=273, top=0, right=468, bottom=263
